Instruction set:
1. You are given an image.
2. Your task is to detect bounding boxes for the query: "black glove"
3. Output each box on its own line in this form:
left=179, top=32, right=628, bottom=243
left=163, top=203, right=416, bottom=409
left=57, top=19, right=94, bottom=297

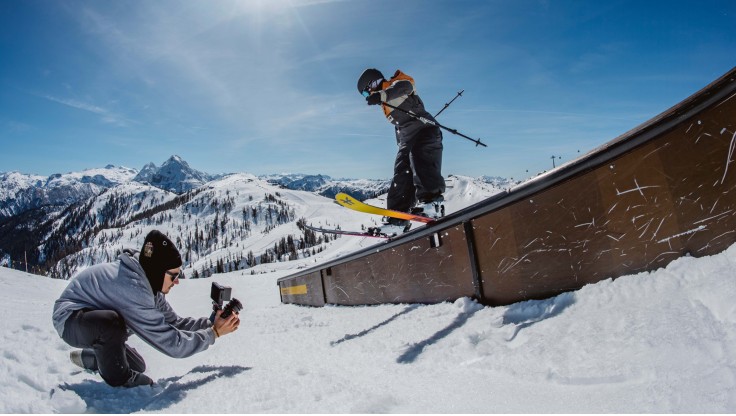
left=365, top=92, right=382, bottom=106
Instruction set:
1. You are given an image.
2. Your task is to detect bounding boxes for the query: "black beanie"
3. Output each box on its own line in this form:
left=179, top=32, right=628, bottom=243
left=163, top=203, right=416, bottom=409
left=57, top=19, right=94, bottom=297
left=139, top=230, right=182, bottom=294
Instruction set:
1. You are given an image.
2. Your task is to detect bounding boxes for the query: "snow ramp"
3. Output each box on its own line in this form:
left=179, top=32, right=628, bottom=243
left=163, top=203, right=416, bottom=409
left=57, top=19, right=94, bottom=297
left=278, top=67, right=736, bottom=307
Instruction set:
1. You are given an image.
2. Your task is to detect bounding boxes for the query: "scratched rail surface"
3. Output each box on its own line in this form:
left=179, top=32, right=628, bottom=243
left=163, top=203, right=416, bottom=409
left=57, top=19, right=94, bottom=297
left=278, top=67, right=736, bottom=307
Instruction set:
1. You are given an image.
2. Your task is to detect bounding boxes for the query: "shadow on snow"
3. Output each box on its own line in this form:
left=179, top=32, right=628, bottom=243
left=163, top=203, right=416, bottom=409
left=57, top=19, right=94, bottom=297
left=332, top=292, right=576, bottom=365
left=330, top=304, right=422, bottom=346
left=58, top=364, right=250, bottom=413
left=395, top=307, right=481, bottom=364
left=393, top=291, right=576, bottom=363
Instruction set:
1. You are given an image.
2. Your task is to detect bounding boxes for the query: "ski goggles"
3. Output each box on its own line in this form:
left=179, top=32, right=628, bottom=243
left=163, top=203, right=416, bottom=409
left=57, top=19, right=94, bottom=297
left=361, top=78, right=383, bottom=97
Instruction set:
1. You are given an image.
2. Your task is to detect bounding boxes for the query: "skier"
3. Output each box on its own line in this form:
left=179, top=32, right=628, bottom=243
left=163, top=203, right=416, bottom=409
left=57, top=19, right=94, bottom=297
left=357, top=68, right=446, bottom=236
left=52, top=230, right=240, bottom=388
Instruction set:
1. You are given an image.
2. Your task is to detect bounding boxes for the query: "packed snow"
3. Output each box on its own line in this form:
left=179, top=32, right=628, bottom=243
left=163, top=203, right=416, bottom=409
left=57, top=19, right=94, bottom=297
left=1, top=238, right=735, bottom=413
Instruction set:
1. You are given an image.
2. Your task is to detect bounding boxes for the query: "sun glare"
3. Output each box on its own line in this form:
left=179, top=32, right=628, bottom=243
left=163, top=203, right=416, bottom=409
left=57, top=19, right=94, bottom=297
left=237, top=0, right=295, bottom=13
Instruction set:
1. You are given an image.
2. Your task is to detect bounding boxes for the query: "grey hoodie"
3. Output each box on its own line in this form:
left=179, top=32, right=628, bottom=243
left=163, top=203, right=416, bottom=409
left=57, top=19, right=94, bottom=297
left=52, top=249, right=216, bottom=358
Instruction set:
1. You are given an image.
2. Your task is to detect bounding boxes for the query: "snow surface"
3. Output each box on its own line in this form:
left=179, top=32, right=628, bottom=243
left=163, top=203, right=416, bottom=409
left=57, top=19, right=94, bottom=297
left=1, top=240, right=735, bottom=413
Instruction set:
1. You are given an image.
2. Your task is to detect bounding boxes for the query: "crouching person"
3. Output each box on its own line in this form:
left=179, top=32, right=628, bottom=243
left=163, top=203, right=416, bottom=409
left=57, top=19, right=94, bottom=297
left=52, top=230, right=240, bottom=388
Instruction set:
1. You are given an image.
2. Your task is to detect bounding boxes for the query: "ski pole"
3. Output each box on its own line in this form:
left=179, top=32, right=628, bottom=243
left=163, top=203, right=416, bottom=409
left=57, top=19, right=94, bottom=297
left=381, top=101, right=488, bottom=147
left=434, top=89, right=464, bottom=118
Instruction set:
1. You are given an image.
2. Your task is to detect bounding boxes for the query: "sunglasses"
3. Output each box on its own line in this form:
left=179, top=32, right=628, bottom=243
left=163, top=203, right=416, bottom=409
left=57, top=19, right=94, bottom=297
left=166, top=270, right=184, bottom=280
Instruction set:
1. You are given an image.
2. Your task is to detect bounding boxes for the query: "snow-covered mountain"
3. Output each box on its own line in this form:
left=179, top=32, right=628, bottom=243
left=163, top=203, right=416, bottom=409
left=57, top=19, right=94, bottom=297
left=44, top=173, right=502, bottom=280
left=0, top=158, right=392, bottom=221
left=261, top=173, right=391, bottom=199
left=0, top=154, right=512, bottom=279
left=0, top=165, right=138, bottom=219
left=0, top=156, right=214, bottom=220
left=133, top=155, right=217, bottom=194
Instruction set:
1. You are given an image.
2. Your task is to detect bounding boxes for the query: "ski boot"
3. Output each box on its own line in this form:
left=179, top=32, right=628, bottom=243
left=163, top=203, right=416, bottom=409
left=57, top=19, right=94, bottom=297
left=367, top=219, right=411, bottom=237
left=411, top=196, right=445, bottom=220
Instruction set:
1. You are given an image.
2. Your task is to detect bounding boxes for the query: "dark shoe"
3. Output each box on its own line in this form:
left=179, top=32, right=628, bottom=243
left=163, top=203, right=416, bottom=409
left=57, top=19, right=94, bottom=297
left=70, top=349, right=97, bottom=372
left=122, top=371, right=154, bottom=388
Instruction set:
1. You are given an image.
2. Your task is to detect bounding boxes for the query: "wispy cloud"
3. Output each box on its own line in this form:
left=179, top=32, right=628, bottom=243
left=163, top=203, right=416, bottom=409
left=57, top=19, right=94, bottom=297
left=0, top=119, right=32, bottom=133
left=41, top=94, right=133, bottom=127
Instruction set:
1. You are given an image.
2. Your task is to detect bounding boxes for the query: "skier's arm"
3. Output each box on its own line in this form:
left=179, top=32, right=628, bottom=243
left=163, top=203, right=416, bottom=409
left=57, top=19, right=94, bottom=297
left=382, top=79, right=414, bottom=102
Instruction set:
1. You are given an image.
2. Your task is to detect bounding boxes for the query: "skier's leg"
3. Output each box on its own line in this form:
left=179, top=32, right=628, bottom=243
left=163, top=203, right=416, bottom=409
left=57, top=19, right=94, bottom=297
left=61, top=309, right=132, bottom=387
left=412, top=126, right=446, bottom=202
left=387, top=141, right=417, bottom=214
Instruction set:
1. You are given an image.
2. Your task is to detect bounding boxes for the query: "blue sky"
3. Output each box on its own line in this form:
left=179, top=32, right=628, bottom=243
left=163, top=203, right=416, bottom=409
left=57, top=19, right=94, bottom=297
left=1, top=0, right=734, bottom=180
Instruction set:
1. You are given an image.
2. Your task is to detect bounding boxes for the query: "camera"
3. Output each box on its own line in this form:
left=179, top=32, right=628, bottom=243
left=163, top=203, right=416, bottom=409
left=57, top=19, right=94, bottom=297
left=210, top=282, right=243, bottom=320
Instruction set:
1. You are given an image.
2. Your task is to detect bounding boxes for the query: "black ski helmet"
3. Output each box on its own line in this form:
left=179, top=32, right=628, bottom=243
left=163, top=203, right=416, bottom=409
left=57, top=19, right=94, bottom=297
left=357, top=68, right=384, bottom=94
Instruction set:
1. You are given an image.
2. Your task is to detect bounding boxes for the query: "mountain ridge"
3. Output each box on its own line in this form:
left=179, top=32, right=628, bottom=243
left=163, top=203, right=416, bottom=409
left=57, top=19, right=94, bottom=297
left=0, top=156, right=514, bottom=278
left=0, top=156, right=399, bottom=219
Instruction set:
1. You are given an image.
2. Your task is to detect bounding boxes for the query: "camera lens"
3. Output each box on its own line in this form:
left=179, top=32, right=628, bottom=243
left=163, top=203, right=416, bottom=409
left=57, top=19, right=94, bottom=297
left=221, top=298, right=243, bottom=319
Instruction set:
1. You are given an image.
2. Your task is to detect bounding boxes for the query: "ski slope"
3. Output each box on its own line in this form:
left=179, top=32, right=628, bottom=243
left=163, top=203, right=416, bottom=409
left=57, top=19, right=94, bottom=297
left=1, top=241, right=735, bottom=413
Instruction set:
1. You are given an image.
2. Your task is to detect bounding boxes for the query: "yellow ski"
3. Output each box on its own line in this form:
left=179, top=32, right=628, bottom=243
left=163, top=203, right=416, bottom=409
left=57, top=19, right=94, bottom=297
left=334, top=193, right=434, bottom=223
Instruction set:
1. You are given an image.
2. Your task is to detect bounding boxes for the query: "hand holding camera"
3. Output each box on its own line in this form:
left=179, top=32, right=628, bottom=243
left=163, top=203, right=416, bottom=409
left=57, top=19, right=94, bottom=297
left=210, top=282, right=243, bottom=338
left=213, top=308, right=239, bottom=337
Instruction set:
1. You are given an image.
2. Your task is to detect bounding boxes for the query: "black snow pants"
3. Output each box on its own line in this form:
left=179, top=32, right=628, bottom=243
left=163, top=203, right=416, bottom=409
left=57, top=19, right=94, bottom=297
left=387, top=125, right=446, bottom=217
left=61, top=309, right=145, bottom=387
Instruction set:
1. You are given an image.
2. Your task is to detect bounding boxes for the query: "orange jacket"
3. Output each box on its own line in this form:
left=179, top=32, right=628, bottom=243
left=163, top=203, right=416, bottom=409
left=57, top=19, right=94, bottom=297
left=375, top=70, right=437, bottom=140
left=379, top=70, right=415, bottom=119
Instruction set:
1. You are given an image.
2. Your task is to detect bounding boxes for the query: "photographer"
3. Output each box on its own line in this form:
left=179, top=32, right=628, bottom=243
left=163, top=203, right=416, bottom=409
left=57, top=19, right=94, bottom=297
left=52, top=230, right=239, bottom=388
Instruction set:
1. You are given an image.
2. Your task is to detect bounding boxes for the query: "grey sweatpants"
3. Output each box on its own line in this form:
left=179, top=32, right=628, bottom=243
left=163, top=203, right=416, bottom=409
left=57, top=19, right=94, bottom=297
left=61, top=309, right=145, bottom=386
